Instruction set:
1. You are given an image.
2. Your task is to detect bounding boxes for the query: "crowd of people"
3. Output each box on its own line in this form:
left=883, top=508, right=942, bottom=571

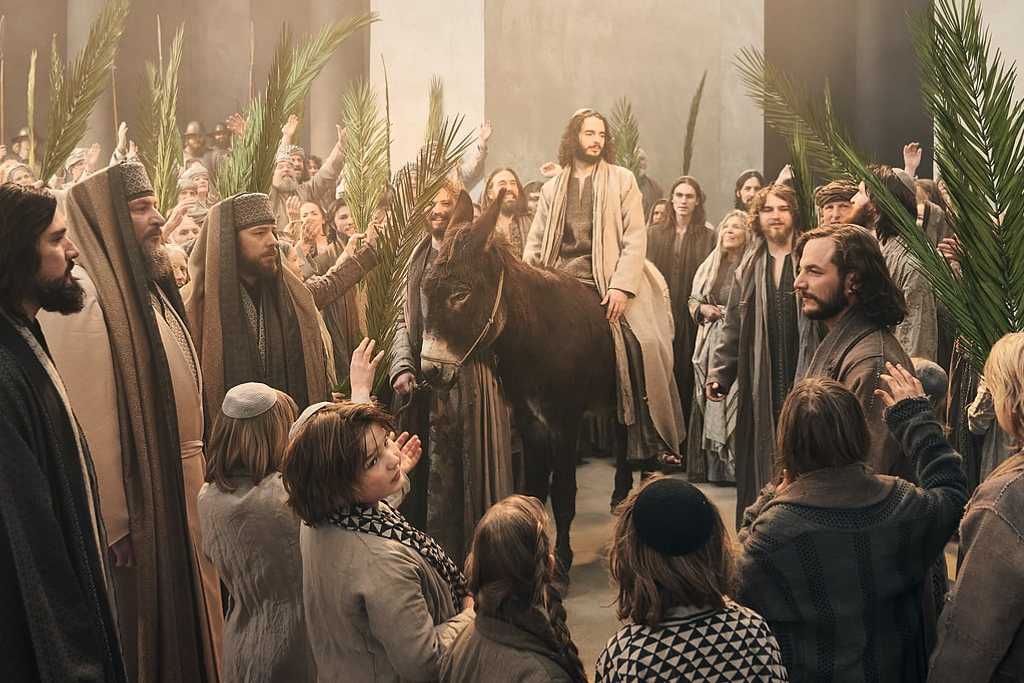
left=1, top=102, right=1022, bottom=683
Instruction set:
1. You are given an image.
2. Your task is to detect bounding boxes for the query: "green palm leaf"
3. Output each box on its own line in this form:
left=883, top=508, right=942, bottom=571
left=610, top=96, right=641, bottom=177
left=683, top=69, right=707, bottom=176
left=340, top=80, right=390, bottom=236
left=137, top=23, right=184, bottom=215
left=787, top=125, right=818, bottom=228
left=424, top=75, right=443, bottom=145
left=215, top=13, right=377, bottom=198
left=40, top=0, right=131, bottom=183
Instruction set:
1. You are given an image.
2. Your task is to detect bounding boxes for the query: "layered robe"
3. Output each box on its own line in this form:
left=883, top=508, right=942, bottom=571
left=524, top=160, right=685, bottom=457
left=494, top=213, right=530, bottom=259
left=305, top=241, right=370, bottom=384
left=648, top=221, right=717, bottom=424
left=880, top=236, right=938, bottom=361
left=0, top=312, right=126, bottom=683
left=40, top=163, right=223, bottom=682
left=269, top=145, right=344, bottom=234
left=708, top=236, right=819, bottom=525
left=390, top=235, right=513, bottom=563
left=184, top=196, right=373, bottom=413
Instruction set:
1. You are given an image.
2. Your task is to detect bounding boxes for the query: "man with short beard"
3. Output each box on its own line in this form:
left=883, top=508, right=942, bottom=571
left=37, top=161, right=224, bottom=682
left=480, top=167, right=530, bottom=258
left=707, top=183, right=818, bottom=526
left=271, top=114, right=346, bottom=230
left=184, top=191, right=375, bottom=413
left=635, top=148, right=664, bottom=218
left=847, top=165, right=938, bottom=361
left=814, top=179, right=857, bottom=226
left=795, top=223, right=915, bottom=477
left=390, top=180, right=513, bottom=562
left=0, top=185, right=127, bottom=682
left=525, top=108, right=685, bottom=505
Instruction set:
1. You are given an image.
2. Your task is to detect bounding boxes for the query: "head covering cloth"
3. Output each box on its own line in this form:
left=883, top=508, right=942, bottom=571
left=814, top=179, right=858, bottom=208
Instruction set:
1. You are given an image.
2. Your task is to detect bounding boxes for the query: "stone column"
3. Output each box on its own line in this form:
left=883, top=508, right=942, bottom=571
left=67, top=0, right=114, bottom=160
left=308, top=0, right=371, bottom=158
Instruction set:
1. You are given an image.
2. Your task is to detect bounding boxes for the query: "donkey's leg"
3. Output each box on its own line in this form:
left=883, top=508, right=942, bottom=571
left=610, top=421, right=633, bottom=512
left=550, top=414, right=581, bottom=579
left=516, top=400, right=554, bottom=504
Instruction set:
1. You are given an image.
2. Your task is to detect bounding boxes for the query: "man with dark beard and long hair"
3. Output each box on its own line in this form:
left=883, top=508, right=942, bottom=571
left=794, top=223, right=915, bottom=478
left=648, top=175, right=717, bottom=432
left=524, top=108, right=685, bottom=507
left=0, top=184, right=127, bottom=682
left=480, top=167, right=530, bottom=258
left=390, top=180, right=513, bottom=563
left=38, top=161, right=224, bottom=682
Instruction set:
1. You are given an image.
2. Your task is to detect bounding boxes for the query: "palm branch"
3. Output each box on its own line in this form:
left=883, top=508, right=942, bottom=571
left=423, top=75, right=443, bottom=145
left=610, top=96, right=641, bottom=177
left=786, top=125, right=818, bottom=228
left=682, top=69, right=708, bottom=176
left=364, top=118, right=474, bottom=392
left=26, top=49, right=37, bottom=168
left=39, top=0, right=131, bottom=183
left=734, top=47, right=842, bottom=179
left=339, top=80, right=390, bottom=235
left=215, top=13, right=378, bottom=198
left=137, top=22, right=184, bottom=215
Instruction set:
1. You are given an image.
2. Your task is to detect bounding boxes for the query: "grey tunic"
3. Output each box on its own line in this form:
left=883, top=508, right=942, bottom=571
left=557, top=175, right=596, bottom=285
left=197, top=475, right=314, bottom=683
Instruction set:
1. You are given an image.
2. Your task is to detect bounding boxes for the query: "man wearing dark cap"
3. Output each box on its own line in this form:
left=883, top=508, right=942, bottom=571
left=184, top=191, right=375, bottom=413
left=37, top=161, right=223, bottom=682
left=0, top=184, right=127, bottom=682
left=183, top=120, right=218, bottom=171
left=814, top=179, right=857, bottom=226
left=270, top=114, right=346, bottom=231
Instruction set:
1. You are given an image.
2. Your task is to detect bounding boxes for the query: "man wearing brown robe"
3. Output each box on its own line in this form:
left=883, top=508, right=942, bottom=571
left=38, top=162, right=223, bottom=682
left=184, top=191, right=374, bottom=413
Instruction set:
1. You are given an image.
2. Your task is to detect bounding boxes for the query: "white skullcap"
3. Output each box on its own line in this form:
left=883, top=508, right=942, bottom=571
left=288, top=401, right=333, bottom=441
left=222, top=382, right=279, bottom=419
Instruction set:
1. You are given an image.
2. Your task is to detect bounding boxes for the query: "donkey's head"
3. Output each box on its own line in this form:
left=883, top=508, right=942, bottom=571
left=421, top=189, right=512, bottom=388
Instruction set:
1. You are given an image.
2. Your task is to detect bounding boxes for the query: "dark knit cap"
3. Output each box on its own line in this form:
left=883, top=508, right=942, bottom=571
left=633, top=478, right=715, bottom=556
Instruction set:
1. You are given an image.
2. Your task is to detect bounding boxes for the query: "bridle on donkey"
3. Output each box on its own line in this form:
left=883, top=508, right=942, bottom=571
left=419, top=270, right=505, bottom=372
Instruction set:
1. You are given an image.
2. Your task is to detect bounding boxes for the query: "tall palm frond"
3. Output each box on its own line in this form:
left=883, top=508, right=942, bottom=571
left=216, top=13, right=378, bottom=198
left=734, top=47, right=842, bottom=179
left=682, top=69, right=708, bottom=176
left=787, top=125, right=817, bottom=228
left=340, top=80, right=390, bottom=235
left=610, top=96, right=641, bottom=177
left=423, top=75, right=443, bottom=145
left=26, top=49, right=37, bottom=168
left=365, top=118, right=474, bottom=392
left=137, top=23, right=184, bottom=215
left=40, top=0, right=131, bottom=182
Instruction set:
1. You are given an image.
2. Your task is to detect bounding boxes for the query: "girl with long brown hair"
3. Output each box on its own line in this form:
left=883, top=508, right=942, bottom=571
left=441, top=495, right=587, bottom=682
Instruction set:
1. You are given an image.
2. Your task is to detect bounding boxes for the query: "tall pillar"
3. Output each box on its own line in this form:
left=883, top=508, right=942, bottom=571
left=67, top=0, right=114, bottom=161
left=308, top=0, right=371, bottom=158
left=189, top=0, right=252, bottom=128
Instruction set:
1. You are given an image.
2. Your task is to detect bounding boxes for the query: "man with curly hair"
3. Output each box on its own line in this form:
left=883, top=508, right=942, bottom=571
left=524, top=108, right=685, bottom=501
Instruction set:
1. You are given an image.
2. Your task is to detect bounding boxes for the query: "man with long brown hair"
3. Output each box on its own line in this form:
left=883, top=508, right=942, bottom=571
left=707, top=182, right=818, bottom=526
left=480, top=167, right=530, bottom=258
left=524, top=108, right=685, bottom=494
left=794, top=223, right=915, bottom=477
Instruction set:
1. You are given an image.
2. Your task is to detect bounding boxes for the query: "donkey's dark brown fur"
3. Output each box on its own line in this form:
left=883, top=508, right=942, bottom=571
left=422, top=190, right=620, bottom=574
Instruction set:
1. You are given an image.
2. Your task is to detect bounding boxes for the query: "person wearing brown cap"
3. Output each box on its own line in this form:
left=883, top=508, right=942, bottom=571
left=596, top=477, right=787, bottom=682
left=37, top=161, right=224, bottom=682
left=271, top=114, right=347, bottom=232
left=183, top=191, right=376, bottom=414
left=813, top=179, right=857, bottom=226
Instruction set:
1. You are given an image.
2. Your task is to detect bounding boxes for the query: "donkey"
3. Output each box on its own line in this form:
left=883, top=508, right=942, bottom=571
left=420, top=190, right=621, bottom=575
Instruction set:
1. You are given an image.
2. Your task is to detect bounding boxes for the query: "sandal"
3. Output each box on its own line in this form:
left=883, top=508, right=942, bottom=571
left=654, top=451, right=685, bottom=473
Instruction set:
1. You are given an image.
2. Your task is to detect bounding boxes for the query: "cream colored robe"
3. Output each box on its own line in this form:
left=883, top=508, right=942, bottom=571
left=523, top=160, right=685, bottom=452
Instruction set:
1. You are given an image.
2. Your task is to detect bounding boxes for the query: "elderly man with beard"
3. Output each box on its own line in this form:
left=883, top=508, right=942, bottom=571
left=707, top=183, right=818, bottom=526
left=635, top=148, right=664, bottom=218
left=847, top=165, right=938, bottom=361
left=271, top=115, right=345, bottom=230
left=37, top=162, right=224, bottom=682
left=525, top=108, right=685, bottom=504
left=794, top=224, right=916, bottom=478
left=390, top=180, right=513, bottom=563
left=184, top=191, right=375, bottom=414
left=0, top=185, right=127, bottom=682
left=480, top=167, right=530, bottom=258
left=814, top=179, right=857, bottom=226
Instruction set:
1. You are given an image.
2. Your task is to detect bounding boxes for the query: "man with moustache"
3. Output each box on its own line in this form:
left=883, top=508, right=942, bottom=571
left=525, top=108, right=685, bottom=503
left=184, top=191, right=375, bottom=414
left=0, top=185, right=127, bottom=682
left=846, top=165, right=938, bottom=362
left=390, top=180, right=512, bottom=562
left=272, top=114, right=346, bottom=226
left=794, top=223, right=915, bottom=478
left=38, top=161, right=224, bottom=682
left=814, top=179, right=858, bottom=226
left=707, top=183, right=818, bottom=526
left=636, top=148, right=664, bottom=217
left=480, top=167, right=531, bottom=258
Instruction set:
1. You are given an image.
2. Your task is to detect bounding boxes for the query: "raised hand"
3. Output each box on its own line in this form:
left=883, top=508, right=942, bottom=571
left=539, top=161, right=560, bottom=178
left=87, top=143, right=102, bottom=170
left=392, top=431, right=423, bottom=474
left=350, top=337, right=385, bottom=404
left=336, top=124, right=347, bottom=149
left=226, top=112, right=247, bottom=136
left=117, top=122, right=129, bottom=154
left=874, top=362, right=926, bottom=408
left=478, top=120, right=492, bottom=144
left=903, top=142, right=923, bottom=177
left=281, top=114, right=300, bottom=140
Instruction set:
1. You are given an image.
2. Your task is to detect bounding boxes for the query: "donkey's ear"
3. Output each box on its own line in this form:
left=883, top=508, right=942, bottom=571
left=475, top=188, right=504, bottom=242
left=451, top=190, right=475, bottom=227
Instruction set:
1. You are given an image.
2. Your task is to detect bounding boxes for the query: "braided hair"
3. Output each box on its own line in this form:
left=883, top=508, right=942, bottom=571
left=465, top=496, right=587, bottom=682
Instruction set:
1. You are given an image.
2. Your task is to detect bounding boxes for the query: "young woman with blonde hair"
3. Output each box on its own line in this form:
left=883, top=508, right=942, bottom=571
left=441, top=495, right=587, bottom=682
left=929, top=332, right=1024, bottom=681
left=596, top=477, right=787, bottom=681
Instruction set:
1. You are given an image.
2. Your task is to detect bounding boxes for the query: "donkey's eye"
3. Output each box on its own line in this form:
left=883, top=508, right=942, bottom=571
left=449, top=289, right=471, bottom=306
